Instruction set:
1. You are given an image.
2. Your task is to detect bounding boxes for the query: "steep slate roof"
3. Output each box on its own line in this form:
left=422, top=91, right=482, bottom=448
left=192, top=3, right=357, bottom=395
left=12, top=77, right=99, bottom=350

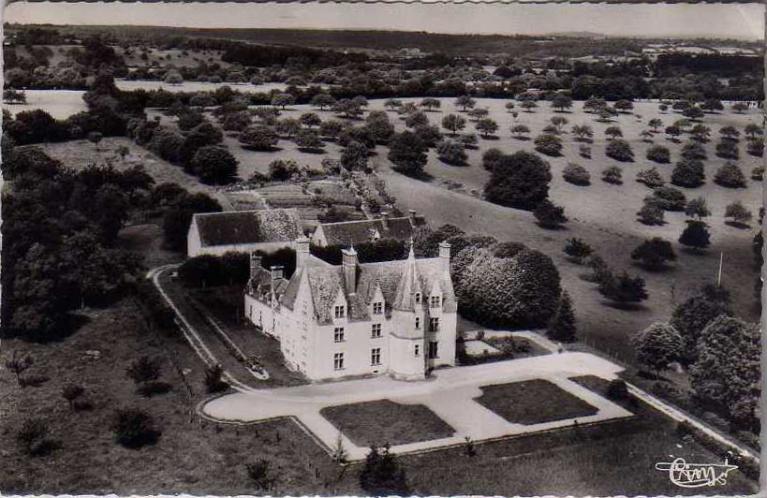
left=318, top=217, right=422, bottom=246
left=194, top=209, right=302, bottom=248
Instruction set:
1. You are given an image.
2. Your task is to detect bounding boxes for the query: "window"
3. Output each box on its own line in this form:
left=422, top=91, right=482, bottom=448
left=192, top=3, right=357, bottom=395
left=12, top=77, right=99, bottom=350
left=334, top=305, right=345, bottom=319
left=430, top=295, right=441, bottom=308
left=334, top=327, right=345, bottom=343
left=371, top=348, right=381, bottom=366
left=372, top=302, right=383, bottom=315
left=334, top=352, right=344, bottom=370
left=414, top=293, right=421, bottom=304
left=415, top=317, right=421, bottom=329
left=414, top=344, right=420, bottom=356
left=428, top=341, right=439, bottom=359
left=371, top=323, right=382, bottom=338
left=429, top=317, right=440, bottom=332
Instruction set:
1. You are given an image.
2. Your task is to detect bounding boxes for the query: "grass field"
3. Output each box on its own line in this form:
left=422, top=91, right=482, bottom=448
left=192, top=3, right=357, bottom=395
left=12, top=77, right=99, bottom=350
left=321, top=400, right=456, bottom=447
left=475, top=379, right=598, bottom=425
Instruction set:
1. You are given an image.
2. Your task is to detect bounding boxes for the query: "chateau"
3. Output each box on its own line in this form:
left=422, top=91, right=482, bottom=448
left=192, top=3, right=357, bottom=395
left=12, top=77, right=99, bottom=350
left=244, top=237, right=457, bottom=381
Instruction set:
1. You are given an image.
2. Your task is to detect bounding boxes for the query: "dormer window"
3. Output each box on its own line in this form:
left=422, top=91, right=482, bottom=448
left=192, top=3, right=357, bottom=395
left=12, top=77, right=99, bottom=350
left=415, top=317, right=421, bottom=329
left=334, top=305, right=345, bottom=319
left=414, top=293, right=422, bottom=304
left=373, top=302, right=383, bottom=315
left=430, top=295, right=441, bottom=308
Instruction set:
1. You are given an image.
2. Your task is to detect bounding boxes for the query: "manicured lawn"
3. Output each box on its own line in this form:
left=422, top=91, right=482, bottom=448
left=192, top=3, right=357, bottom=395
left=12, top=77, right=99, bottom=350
left=475, top=379, right=598, bottom=425
left=321, top=400, right=455, bottom=447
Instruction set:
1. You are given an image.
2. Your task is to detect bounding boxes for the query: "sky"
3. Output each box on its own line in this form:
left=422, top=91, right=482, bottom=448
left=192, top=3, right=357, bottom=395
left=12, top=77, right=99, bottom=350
left=2, top=2, right=764, bottom=40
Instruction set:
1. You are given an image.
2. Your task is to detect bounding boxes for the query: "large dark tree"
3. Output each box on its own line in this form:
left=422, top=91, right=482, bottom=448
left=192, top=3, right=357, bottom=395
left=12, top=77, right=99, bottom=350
left=359, top=445, right=409, bottom=496
left=484, top=151, right=552, bottom=210
left=387, top=131, right=427, bottom=176
left=671, top=284, right=732, bottom=363
left=547, top=291, right=577, bottom=342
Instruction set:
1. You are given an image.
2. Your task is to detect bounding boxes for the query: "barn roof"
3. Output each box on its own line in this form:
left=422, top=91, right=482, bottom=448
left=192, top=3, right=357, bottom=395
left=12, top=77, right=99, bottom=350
left=318, top=216, right=425, bottom=246
left=193, top=209, right=302, bottom=248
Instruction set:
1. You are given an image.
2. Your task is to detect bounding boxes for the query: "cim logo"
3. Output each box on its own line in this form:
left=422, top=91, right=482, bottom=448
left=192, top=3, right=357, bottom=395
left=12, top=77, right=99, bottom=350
left=655, top=457, right=738, bottom=488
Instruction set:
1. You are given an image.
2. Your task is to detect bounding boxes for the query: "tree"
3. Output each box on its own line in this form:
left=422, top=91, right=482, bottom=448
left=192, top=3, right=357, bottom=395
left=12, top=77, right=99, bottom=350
left=126, top=356, right=161, bottom=384
left=481, top=148, right=504, bottom=172
left=275, top=117, right=300, bottom=138
left=719, top=126, right=741, bottom=141
left=598, top=271, right=648, bottom=305
left=533, top=200, right=567, bottom=229
left=520, top=100, right=538, bottom=113
left=562, top=163, right=590, bottom=186
left=163, top=69, right=183, bottom=85
left=631, top=237, right=676, bottom=271
left=62, top=384, right=85, bottom=410
left=683, top=106, right=705, bottom=121
left=691, top=316, right=760, bottom=429
left=484, top=151, right=552, bottom=210
left=190, top=146, right=238, bottom=185
left=744, top=123, right=763, bottom=140
left=637, top=201, right=665, bottom=225
left=294, top=129, right=325, bottom=152
left=268, top=159, right=300, bottom=181
left=405, top=111, right=429, bottom=129
left=681, top=141, right=707, bottom=160
left=685, top=197, right=710, bottom=219
left=455, top=95, right=476, bottom=112
left=614, top=99, right=634, bottom=113
left=384, top=98, right=403, bottom=110
left=270, top=92, right=295, bottom=110
left=605, top=139, right=634, bottom=162
left=475, top=118, right=498, bottom=138
left=338, top=140, right=368, bottom=172
left=571, top=124, right=593, bottom=142
left=420, top=97, right=441, bottom=111
left=563, top=238, right=593, bottom=264
left=359, top=445, right=409, bottom=496
left=441, top=114, right=466, bottom=136
left=648, top=118, right=663, bottom=132
left=690, top=124, right=711, bottom=142
left=583, top=96, right=607, bottom=114
left=714, top=162, right=746, bottom=188
left=550, top=116, right=569, bottom=133
left=112, top=408, right=160, bottom=448
left=534, top=133, right=563, bottom=156
left=671, top=284, right=732, bottom=362
left=679, top=220, right=710, bottom=252
left=299, top=112, right=321, bottom=129
left=510, top=124, right=530, bottom=139
left=633, top=322, right=684, bottom=374
left=319, top=119, right=344, bottom=141
left=310, top=93, right=336, bottom=110
left=671, top=159, right=705, bottom=188
left=239, top=125, right=278, bottom=151
left=246, top=459, right=274, bottom=490
left=636, top=167, right=664, bottom=188
left=601, top=166, right=623, bottom=185
left=715, top=140, right=739, bottom=159
left=731, top=102, right=748, bottom=114
left=650, top=186, right=686, bottom=211
left=204, top=364, right=228, bottom=393
left=547, top=291, right=576, bottom=342
left=551, top=94, right=573, bottom=112
left=701, top=98, right=724, bottom=113
left=468, top=108, right=489, bottom=122
left=388, top=131, right=427, bottom=176
left=646, top=145, right=670, bottom=164
left=505, top=101, right=516, bottom=112
left=604, top=126, right=623, bottom=139
left=5, top=352, right=33, bottom=386
left=665, top=125, right=682, bottom=142
left=725, top=201, right=752, bottom=226
left=436, top=139, right=467, bottom=165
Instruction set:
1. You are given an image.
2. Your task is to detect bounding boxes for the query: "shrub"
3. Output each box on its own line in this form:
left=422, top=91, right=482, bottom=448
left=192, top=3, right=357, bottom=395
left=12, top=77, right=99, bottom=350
left=751, top=166, right=764, bottom=181
left=190, top=146, right=238, bottom=185
left=136, top=380, right=173, bottom=398
left=631, top=237, right=676, bottom=270
left=17, top=419, right=57, bottom=456
left=126, top=356, right=161, bottom=384
left=239, top=125, right=278, bottom=151
left=636, top=167, right=664, bottom=188
left=484, top=151, right=552, bottom=210
left=685, top=197, right=710, bottom=219
left=563, top=238, right=593, bottom=264
left=714, top=162, right=746, bottom=188
left=510, top=124, right=530, bottom=139
left=294, top=129, right=324, bottom=151
left=747, top=137, right=764, bottom=157
left=562, top=163, right=590, bottom=186
left=533, top=133, right=563, bottom=156
left=533, top=200, right=567, bottom=229
left=605, top=139, right=634, bottom=162
left=601, top=166, right=622, bottom=185
left=456, top=132, right=478, bottom=149
left=62, top=384, right=85, bottom=409
left=268, top=159, right=300, bottom=181
left=360, top=445, right=409, bottom=496
left=547, top=291, right=576, bottom=342
left=246, top=459, right=274, bottom=490
left=388, top=131, right=427, bottom=176
left=678, top=220, right=710, bottom=252
left=637, top=201, right=665, bottom=225
left=112, top=408, right=160, bottom=448
left=584, top=255, right=611, bottom=284
left=633, top=322, right=683, bottom=372
left=436, top=139, right=467, bottom=165
left=681, top=141, right=707, bottom=160
left=671, top=159, right=705, bottom=188
left=646, top=145, right=670, bottom=164
left=340, top=141, right=369, bottom=172
left=651, top=186, right=686, bottom=211
left=482, top=148, right=504, bottom=172
left=579, top=144, right=591, bottom=159
left=205, top=364, right=229, bottom=393
left=598, top=271, right=648, bottom=305
left=725, top=201, right=752, bottom=226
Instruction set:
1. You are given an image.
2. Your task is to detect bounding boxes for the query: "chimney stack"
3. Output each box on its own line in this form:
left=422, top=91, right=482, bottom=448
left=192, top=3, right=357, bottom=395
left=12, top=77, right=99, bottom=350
left=438, top=241, right=451, bottom=272
left=270, top=265, right=284, bottom=281
left=342, top=246, right=358, bottom=294
left=295, top=236, right=310, bottom=268
left=250, top=252, right=262, bottom=279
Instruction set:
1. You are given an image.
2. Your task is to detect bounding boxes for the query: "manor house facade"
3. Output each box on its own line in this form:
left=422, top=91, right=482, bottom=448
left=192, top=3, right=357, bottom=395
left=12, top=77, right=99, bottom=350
left=244, top=237, right=457, bottom=381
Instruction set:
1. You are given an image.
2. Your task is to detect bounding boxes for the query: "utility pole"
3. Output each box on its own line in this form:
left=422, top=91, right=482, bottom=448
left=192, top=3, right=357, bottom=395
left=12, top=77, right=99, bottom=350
left=717, top=251, right=724, bottom=287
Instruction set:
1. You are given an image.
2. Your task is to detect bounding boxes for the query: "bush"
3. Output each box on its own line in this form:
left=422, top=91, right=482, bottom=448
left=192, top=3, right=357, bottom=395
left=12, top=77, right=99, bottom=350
left=606, top=379, right=629, bottom=401
left=246, top=459, right=274, bottom=490
left=605, top=139, right=634, bottom=162
left=268, top=159, right=300, bottom=181
left=646, top=145, right=670, bottom=164
left=17, top=419, right=58, bottom=456
left=239, top=125, right=278, bottom=151
left=205, top=364, right=229, bottom=393
left=715, top=140, right=739, bottom=159
left=562, top=163, right=590, bottom=186
left=482, top=148, right=504, bottom=172
left=636, top=167, right=664, bottom=188
left=112, top=409, right=160, bottom=448
left=633, top=322, right=683, bottom=372
left=637, top=201, right=665, bottom=225
left=484, top=151, right=552, bottom=210
left=631, top=237, right=676, bottom=270
left=679, top=220, right=711, bottom=252
left=126, top=356, right=161, bottom=384
left=601, top=166, right=622, bottom=185
left=681, top=141, right=707, bottom=160
left=598, top=271, right=648, bottom=304
left=650, top=186, right=686, bottom=211
left=388, top=131, right=427, bottom=176
left=136, top=380, right=173, bottom=398
left=563, top=238, right=593, bottom=264
left=533, top=133, right=563, bottom=156
left=671, top=159, right=705, bottom=188
left=747, top=137, right=764, bottom=157
left=436, top=139, right=468, bottom=165
left=62, top=384, right=85, bottom=409
left=190, top=146, right=238, bottom=185
left=751, top=166, right=764, bottom=181
left=294, top=129, right=324, bottom=151
left=714, top=162, right=747, bottom=188
left=725, top=201, right=752, bottom=225
left=533, top=200, right=567, bottom=229
left=547, top=291, right=576, bottom=342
